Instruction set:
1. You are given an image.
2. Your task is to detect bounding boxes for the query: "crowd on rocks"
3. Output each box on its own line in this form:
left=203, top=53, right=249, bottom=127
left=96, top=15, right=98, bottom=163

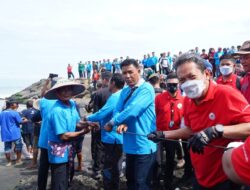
left=1, top=41, right=250, bottom=190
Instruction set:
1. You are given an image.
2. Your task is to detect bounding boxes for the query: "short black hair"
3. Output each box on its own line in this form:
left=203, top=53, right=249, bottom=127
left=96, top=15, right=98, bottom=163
left=101, top=71, right=112, bottom=81
left=174, top=53, right=206, bottom=72
left=120, top=59, right=139, bottom=69
left=110, top=73, right=125, bottom=89
left=26, top=100, right=33, bottom=108
left=166, top=72, right=178, bottom=80
left=148, top=75, right=160, bottom=86
left=219, top=54, right=236, bottom=64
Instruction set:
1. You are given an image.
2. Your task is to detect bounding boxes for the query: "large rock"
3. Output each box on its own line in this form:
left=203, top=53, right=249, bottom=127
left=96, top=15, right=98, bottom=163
left=8, top=78, right=91, bottom=104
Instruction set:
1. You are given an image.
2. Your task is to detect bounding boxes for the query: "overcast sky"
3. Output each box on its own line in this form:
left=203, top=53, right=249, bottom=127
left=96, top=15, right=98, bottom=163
left=0, top=0, right=249, bottom=86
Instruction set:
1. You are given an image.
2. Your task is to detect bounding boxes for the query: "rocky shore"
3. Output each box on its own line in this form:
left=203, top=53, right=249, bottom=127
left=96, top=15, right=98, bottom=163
left=7, top=78, right=91, bottom=104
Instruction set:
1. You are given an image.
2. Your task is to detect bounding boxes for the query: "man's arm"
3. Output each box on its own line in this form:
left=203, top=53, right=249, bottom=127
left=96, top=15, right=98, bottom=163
left=41, top=79, right=51, bottom=97
left=87, top=96, right=114, bottom=122
left=113, top=87, right=154, bottom=125
left=222, top=123, right=250, bottom=139
left=60, top=128, right=90, bottom=141
left=163, top=126, right=193, bottom=140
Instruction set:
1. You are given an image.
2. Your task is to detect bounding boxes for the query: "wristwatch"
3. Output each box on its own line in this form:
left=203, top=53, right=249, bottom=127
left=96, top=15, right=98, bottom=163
left=215, top=124, right=224, bottom=136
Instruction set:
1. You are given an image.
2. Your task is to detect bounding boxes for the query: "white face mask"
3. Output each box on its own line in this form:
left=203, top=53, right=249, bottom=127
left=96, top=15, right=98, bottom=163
left=181, top=80, right=205, bottom=99
left=220, top=66, right=233, bottom=76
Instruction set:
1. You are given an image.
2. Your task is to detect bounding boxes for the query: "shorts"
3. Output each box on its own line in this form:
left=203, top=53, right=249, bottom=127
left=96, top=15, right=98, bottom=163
left=231, top=142, right=250, bottom=186
left=75, top=136, right=84, bottom=154
left=33, top=135, right=39, bottom=149
left=4, top=138, right=23, bottom=153
left=22, top=133, right=34, bottom=147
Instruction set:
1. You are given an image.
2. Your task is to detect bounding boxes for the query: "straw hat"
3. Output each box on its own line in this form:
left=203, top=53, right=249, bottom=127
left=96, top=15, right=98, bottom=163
left=44, top=78, right=85, bottom=100
left=233, top=41, right=250, bottom=55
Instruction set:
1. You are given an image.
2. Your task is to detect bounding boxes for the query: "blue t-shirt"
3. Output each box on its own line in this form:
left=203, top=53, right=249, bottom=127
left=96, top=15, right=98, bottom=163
left=214, top=52, right=224, bottom=66
left=38, top=98, right=57, bottom=149
left=0, top=109, right=22, bottom=142
left=105, top=62, right=112, bottom=71
left=48, top=100, right=80, bottom=164
left=87, top=90, right=123, bottom=144
left=87, top=63, right=92, bottom=72
left=21, top=108, right=36, bottom=134
left=112, top=80, right=157, bottom=154
left=142, top=58, right=148, bottom=67
left=114, top=62, right=121, bottom=70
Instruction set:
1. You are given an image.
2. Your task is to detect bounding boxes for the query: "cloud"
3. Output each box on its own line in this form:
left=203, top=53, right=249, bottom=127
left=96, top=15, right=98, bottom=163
left=0, top=0, right=249, bottom=82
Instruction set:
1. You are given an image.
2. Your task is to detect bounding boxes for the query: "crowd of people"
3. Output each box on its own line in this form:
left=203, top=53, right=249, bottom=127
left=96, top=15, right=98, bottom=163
left=1, top=40, right=250, bottom=190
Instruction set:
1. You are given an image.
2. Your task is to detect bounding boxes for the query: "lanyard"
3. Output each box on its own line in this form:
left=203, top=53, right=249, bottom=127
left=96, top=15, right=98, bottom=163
left=169, top=102, right=174, bottom=128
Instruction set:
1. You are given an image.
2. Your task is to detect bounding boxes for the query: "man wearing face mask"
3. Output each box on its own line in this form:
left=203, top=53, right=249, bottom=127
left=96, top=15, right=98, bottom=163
left=216, top=54, right=242, bottom=90
left=154, top=72, right=185, bottom=189
left=148, top=53, right=250, bottom=189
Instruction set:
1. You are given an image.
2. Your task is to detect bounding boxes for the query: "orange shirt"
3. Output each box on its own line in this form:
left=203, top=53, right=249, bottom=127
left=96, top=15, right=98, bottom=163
left=184, top=81, right=250, bottom=187
left=216, top=73, right=241, bottom=90
left=155, top=90, right=184, bottom=131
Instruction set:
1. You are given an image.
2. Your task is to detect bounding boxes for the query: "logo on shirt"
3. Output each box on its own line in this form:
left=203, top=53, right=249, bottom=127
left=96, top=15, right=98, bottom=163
left=177, top=103, right=183, bottom=109
left=208, top=112, right=216, bottom=120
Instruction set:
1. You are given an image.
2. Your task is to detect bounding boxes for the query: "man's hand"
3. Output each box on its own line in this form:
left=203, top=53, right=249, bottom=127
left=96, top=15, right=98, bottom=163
left=188, top=125, right=223, bottom=154
left=116, top=124, right=128, bottom=134
left=147, top=131, right=165, bottom=143
left=76, top=121, right=89, bottom=129
left=104, top=121, right=115, bottom=132
left=88, top=122, right=100, bottom=132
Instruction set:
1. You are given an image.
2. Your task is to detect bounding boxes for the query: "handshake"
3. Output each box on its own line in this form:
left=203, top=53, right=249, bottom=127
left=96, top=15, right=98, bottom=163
left=77, top=120, right=100, bottom=133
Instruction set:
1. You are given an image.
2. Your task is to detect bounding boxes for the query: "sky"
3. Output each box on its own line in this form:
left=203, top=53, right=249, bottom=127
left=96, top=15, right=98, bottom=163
left=0, top=0, right=250, bottom=96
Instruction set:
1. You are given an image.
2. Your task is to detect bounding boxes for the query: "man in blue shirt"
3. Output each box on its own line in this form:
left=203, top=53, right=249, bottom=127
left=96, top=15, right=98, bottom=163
left=37, top=77, right=57, bottom=190
left=86, top=73, right=125, bottom=190
left=104, top=59, right=157, bottom=190
left=44, top=78, right=87, bottom=190
left=142, top=54, right=148, bottom=68
left=0, top=101, right=24, bottom=166
left=21, top=100, right=36, bottom=153
left=87, top=61, right=93, bottom=80
left=148, top=52, right=158, bottom=73
left=105, top=59, right=113, bottom=72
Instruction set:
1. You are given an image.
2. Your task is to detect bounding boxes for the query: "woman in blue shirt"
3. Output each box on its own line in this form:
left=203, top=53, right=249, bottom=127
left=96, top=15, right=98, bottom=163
left=44, top=79, right=89, bottom=190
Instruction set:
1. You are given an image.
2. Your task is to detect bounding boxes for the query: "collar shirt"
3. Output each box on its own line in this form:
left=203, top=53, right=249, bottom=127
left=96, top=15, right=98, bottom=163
left=87, top=90, right=123, bottom=144
left=184, top=81, right=250, bottom=187
left=216, top=73, right=241, bottom=90
left=112, top=79, right=157, bottom=154
left=155, top=90, right=184, bottom=131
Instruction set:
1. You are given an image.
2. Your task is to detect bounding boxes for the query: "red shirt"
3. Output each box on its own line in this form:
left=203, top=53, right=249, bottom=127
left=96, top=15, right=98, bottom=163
left=241, top=72, right=250, bottom=103
left=216, top=73, right=241, bottom=90
left=155, top=90, right=184, bottom=131
left=232, top=137, right=250, bottom=186
left=184, top=81, right=250, bottom=187
left=92, top=73, right=100, bottom=81
left=67, top=66, right=72, bottom=73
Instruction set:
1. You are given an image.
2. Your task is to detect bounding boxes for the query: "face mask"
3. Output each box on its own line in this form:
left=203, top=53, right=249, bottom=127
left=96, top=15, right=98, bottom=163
left=220, top=66, right=233, bottom=76
left=167, top=83, right=178, bottom=94
left=181, top=80, right=205, bottom=99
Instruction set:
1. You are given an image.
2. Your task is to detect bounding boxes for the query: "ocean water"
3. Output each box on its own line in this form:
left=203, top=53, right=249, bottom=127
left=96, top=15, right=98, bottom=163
left=0, top=78, right=37, bottom=98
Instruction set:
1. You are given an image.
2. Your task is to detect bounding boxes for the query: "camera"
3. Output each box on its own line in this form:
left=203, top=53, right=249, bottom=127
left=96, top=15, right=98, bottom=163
left=49, top=73, right=58, bottom=79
